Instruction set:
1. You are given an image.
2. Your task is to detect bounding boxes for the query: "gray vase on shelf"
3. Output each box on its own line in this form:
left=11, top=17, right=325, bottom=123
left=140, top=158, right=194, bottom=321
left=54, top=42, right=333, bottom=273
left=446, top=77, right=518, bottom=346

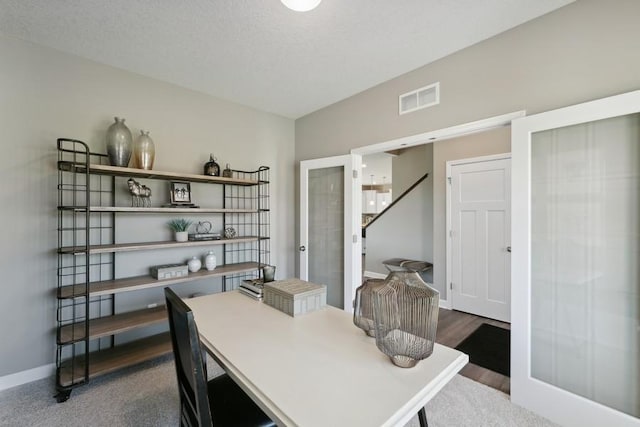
left=106, top=117, right=133, bottom=167
left=133, top=130, right=155, bottom=170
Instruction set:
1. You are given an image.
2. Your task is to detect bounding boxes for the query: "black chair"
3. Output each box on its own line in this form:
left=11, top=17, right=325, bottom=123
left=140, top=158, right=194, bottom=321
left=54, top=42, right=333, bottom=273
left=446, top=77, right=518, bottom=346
left=165, top=288, right=275, bottom=427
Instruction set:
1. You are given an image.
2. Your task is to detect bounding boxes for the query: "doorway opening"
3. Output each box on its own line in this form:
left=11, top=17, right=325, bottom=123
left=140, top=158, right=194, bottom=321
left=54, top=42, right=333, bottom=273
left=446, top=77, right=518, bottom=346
left=352, top=111, right=523, bottom=310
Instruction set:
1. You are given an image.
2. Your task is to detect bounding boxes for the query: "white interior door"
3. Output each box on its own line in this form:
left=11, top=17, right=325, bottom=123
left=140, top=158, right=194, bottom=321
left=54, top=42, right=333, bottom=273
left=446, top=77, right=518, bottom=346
left=512, top=90, right=640, bottom=426
left=448, top=155, right=511, bottom=322
left=300, top=155, right=361, bottom=311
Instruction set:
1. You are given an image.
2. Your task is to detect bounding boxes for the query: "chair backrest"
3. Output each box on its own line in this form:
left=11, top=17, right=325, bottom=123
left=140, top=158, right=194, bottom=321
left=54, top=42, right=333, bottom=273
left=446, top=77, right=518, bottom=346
left=165, top=287, right=213, bottom=427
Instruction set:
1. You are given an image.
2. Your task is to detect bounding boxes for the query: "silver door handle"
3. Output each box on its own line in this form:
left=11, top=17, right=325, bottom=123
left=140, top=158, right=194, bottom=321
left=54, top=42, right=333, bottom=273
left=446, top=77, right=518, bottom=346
left=299, top=246, right=306, bottom=252
left=506, top=246, right=511, bottom=253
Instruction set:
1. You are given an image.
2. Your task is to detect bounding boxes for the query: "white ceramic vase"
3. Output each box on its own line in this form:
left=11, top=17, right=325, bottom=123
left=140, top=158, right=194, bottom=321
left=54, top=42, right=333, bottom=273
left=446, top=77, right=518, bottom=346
left=204, top=251, right=217, bottom=271
left=188, top=256, right=201, bottom=273
left=175, top=231, right=188, bottom=242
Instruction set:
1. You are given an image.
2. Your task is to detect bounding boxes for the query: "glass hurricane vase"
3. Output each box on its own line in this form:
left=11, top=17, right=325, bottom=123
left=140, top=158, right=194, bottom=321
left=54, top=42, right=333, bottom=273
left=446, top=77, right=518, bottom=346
left=353, top=278, right=385, bottom=337
left=372, top=271, right=439, bottom=368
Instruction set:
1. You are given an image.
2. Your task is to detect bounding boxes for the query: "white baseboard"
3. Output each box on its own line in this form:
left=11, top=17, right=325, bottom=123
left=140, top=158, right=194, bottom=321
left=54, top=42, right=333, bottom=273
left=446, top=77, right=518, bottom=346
left=363, top=271, right=387, bottom=279
left=439, top=298, right=452, bottom=310
left=0, top=363, right=55, bottom=392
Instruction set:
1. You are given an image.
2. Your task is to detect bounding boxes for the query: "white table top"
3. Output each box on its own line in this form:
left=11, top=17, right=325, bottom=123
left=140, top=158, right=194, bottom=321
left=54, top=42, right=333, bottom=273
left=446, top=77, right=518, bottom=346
left=187, top=291, right=468, bottom=427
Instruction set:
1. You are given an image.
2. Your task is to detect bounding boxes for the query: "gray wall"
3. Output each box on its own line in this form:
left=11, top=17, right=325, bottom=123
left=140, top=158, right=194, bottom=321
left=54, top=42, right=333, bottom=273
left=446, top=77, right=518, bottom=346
left=432, top=127, right=511, bottom=300
left=392, top=144, right=431, bottom=198
left=295, top=0, right=640, bottom=162
left=294, top=0, right=640, bottom=297
left=366, top=144, right=433, bottom=277
left=0, top=35, right=295, bottom=377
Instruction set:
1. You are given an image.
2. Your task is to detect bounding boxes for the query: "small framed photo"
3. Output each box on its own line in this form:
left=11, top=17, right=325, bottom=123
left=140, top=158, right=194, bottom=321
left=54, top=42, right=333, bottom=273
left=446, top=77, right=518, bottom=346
left=170, top=181, right=192, bottom=205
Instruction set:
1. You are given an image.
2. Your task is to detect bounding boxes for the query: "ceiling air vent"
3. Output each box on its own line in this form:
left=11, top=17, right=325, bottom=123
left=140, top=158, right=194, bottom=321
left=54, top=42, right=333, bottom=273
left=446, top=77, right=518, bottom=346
left=399, top=82, right=439, bottom=115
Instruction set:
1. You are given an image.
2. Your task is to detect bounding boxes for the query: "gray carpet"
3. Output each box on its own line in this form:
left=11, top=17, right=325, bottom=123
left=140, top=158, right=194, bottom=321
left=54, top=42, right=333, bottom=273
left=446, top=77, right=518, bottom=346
left=0, top=355, right=556, bottom=427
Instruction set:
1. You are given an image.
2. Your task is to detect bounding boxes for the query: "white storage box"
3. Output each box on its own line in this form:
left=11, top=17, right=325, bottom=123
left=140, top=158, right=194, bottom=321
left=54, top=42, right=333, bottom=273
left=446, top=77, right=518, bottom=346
left=263, top=278, right=327, bottom=317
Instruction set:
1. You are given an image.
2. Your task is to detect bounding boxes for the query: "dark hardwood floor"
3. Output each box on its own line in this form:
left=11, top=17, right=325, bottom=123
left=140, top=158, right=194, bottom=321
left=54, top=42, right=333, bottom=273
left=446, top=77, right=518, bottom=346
left=436, top=308, right=511, bottom=394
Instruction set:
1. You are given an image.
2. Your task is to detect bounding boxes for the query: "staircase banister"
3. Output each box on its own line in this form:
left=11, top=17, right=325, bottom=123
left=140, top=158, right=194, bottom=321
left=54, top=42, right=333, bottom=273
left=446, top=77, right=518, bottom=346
left=363, top=172, right=429, bottom=235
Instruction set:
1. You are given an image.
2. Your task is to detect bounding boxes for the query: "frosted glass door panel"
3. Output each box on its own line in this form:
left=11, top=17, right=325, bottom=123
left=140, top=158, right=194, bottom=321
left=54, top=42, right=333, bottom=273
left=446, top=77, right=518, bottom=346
left=308, top=166, right=345, bottom=309
left=531, top=113, right=640, bottom=418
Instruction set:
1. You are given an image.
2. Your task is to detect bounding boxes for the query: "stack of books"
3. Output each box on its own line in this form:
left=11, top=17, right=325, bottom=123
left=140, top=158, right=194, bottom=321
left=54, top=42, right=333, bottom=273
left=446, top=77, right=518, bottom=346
left=188, top=232, right=221, bottom=241
left=239, top=279, right=264, bottom=300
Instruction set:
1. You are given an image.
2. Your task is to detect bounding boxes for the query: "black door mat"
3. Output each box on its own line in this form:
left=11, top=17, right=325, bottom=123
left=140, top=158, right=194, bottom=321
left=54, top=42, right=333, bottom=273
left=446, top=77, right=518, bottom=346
left=455, top=323, right=510, bottom=377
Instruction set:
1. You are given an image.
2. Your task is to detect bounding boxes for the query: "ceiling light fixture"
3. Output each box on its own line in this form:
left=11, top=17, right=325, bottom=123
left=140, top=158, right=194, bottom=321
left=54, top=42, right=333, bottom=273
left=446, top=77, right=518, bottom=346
left=281, top=0, right=322, bottom=12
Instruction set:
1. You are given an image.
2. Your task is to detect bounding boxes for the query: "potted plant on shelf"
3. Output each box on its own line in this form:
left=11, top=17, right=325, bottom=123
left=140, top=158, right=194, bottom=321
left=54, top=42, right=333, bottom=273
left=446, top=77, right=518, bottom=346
left=168, top=219, right=192, bottom=242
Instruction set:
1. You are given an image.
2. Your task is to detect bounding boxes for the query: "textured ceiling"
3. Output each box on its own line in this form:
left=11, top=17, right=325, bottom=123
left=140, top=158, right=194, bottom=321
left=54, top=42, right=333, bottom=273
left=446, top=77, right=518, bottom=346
left=0, top=0, right=573, bottom=118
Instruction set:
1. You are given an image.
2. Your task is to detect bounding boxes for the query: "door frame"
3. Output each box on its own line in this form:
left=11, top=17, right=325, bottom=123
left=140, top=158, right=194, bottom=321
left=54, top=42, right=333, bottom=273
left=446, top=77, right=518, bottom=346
left=351, top=111, right=525, bottom=308
left=445, top=153, right=511, bottom=313
left=511, top=90, right=640, bottom=427
left=300, top=154, right=361, bottom=311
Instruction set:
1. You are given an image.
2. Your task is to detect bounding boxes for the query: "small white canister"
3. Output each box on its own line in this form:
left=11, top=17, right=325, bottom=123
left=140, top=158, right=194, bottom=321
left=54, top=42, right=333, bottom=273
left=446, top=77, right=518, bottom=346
left=188, top=256, right=202, bottom=273
left=204, top=251, right=217, bottom=271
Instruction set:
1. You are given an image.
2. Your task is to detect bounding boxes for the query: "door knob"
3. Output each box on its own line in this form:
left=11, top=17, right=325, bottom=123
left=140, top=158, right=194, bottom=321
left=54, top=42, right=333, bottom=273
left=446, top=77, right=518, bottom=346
left=506, top=246, right=511, bottom=253
left=299, top=245, right=306, bottom=252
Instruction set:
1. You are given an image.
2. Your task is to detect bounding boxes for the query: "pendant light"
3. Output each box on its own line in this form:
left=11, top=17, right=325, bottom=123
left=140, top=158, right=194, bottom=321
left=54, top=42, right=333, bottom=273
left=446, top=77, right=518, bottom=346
left=281, top=0, right=322, bottom=12
left=381, top=176, right=387, bottom=206
left=368, top=174, right=375, bottom=206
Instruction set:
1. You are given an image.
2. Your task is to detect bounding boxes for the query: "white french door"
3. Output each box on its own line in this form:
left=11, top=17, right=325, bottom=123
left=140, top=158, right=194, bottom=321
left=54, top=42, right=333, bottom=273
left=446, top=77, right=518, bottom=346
left=512, top=90, right=640, bottom=426
left=448, top=155, right=511, bottom=322
left=300, top=154, right=361, bottom=311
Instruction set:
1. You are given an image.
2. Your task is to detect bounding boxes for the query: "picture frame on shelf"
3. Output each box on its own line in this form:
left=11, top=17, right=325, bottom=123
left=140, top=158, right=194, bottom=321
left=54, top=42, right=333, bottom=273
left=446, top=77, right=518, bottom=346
left=170, top=181, right=192, bottom=205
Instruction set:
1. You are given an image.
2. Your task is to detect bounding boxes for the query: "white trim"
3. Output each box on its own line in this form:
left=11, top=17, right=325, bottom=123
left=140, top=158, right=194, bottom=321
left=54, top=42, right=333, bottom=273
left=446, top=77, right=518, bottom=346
left=438, top=298, right=451, bottom=310
left=363, top=270, right=387, bottom=279
left=349, top=155, right=363, bottom=308
left=0, top=363, right=54, bottom=391
left=300, top=154, right=362, bottom=312
left=446, top=152, right=511, bottom=167
left=351, top=111, right=525, bottom=156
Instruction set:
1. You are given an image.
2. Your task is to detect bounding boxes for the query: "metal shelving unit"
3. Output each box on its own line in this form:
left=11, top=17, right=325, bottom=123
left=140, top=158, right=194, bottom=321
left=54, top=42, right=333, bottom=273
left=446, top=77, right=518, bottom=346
left=55, top=138, right=270, bottom=401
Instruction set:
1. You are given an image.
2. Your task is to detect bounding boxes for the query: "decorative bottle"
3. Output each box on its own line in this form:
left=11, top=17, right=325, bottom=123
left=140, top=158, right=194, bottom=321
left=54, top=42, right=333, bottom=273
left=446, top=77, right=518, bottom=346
left=222, top=163, right=233, bottom=178
left=204, top=154, right=220, bottom=176
left=106, top=117, right=133, bottom=167
left=133, top=130, right=155, bottom=170
left=204, top=251, right=217, bottom=271
left=188, top=256, right=202, bottom=273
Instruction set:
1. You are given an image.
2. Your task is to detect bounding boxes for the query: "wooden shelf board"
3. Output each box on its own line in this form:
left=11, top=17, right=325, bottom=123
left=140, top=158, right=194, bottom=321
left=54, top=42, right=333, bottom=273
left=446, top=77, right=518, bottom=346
left=58, top=261, right=261, bottom=298
left=58, top=332, right=172, bottom=388
left=59, top=236, right=259, bottom=255
left=59, top=206, right=258, bottom=214
left=58, top=306, right=167, bottom=344
left=58, top=161, right=258, bottom=186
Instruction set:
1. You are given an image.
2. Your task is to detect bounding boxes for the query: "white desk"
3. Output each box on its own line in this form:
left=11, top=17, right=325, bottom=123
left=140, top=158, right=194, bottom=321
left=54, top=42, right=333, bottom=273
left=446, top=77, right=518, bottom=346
left=187, top=291, right=468, bottom=427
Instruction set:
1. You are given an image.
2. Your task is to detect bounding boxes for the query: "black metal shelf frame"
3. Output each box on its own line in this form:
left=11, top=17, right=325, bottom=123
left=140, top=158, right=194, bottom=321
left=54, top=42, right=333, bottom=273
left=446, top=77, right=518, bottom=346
left=222, top=166, right=270, bottom=291
left=57, top=139, right=116, bottom=399
left=55, top=138, right=270, bottom=401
